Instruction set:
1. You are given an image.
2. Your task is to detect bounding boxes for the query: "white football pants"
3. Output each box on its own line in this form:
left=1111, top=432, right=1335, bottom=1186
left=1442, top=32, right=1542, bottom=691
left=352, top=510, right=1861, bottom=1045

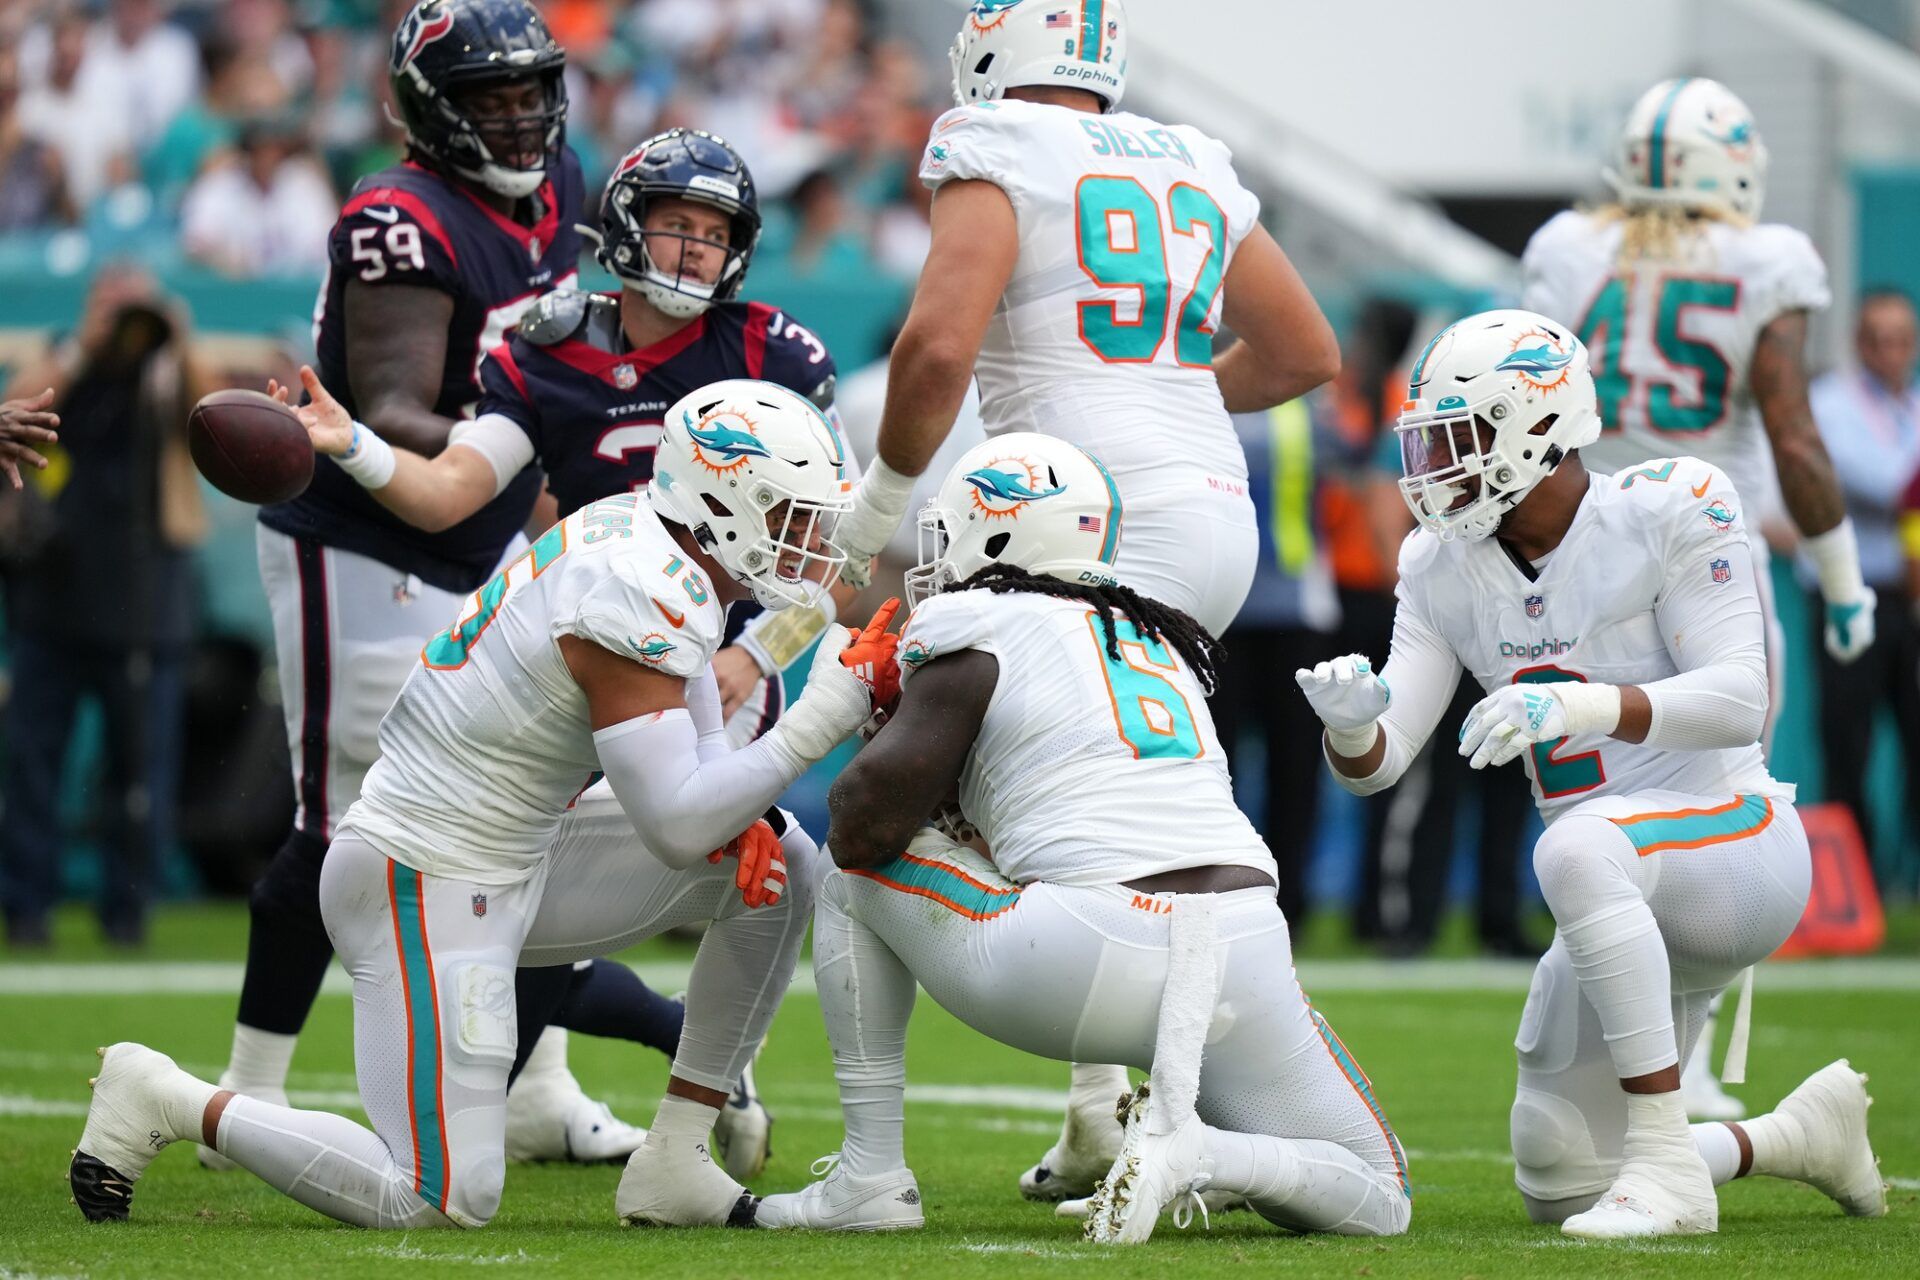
left=815, top=831, right=1411, bottom=1235
left=1108, top=469, right=1257, bottom=637
left=210, top=785, right=817, bottom=1228
left=1513, top=789, right=1810, bottom=1215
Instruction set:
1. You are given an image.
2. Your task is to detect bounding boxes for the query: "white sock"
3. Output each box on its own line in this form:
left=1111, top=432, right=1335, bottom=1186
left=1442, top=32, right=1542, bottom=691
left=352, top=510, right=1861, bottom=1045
left=1558, top=900, right=1678, bottom=1078
left=1204, top=1126, right=1409, bottom=1236
left=216, top=1095, right=450, bottom=1228
left=1068, top=1063, right=1131, bottom=1114
left=1693, top=1120, right=1744, bottom=1184
left=648, top=1092, right=721, bottom=1148
left=517, top=1026, right=571, bottom=1087
left=1623, top=1091, right=1694, bottom=1156
left=221, top=1024, right=297, bottom=1097
left=814, top=883, right=916, bottom=1178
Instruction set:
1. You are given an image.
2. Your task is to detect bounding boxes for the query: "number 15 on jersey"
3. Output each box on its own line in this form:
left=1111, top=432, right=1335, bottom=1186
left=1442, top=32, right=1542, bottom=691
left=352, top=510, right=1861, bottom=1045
left=1075, top=176, right=1228, bottom=369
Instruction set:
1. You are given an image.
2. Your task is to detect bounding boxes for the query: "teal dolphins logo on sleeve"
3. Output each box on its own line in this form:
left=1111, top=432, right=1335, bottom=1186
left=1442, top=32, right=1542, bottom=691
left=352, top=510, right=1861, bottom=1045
left=626, top=633, right=677, bottom=664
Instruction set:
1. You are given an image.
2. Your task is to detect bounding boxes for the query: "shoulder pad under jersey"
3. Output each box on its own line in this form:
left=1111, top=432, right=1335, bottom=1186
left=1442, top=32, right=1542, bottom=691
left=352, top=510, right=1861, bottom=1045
left=517, top=289, right=618, bottom=347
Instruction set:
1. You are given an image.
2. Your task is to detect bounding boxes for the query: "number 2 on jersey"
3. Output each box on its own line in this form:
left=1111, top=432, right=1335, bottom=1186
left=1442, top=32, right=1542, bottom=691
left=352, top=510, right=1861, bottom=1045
left=1075, top=177, right=1227, bottom=368
left=1512, top=666, right=1604, bottom=799
left=1577, top=275, right=1739, bottom=433
left=1088, top=612, right=1202, bottom=760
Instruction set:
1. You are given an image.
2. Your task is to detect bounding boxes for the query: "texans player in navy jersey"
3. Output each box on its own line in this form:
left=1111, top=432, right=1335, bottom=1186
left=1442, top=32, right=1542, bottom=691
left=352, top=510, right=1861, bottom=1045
left=216, top=0, right=676, bottom=1174
left=308, top=127, right=867, bottom=740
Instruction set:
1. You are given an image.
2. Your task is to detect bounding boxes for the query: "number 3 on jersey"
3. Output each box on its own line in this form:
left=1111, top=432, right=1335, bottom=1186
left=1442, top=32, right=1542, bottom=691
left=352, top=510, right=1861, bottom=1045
left=1089, top=613, right=1203, bottom=760
left=1075, top=177, right=1227, bottom=368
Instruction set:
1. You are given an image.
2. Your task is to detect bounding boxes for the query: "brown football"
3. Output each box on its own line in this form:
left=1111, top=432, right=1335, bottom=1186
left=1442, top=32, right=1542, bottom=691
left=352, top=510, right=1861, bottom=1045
left=189, top=389, right=313, bottom=504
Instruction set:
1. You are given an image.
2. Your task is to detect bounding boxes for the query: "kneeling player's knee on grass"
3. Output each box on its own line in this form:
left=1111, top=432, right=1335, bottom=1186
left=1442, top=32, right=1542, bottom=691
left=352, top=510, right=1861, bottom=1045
left=1531, top=817, right=1636, bottom=917
left=1511, top=1087, right=1603, bottom=1214
left=454, top=1156, right=507, bottom=1227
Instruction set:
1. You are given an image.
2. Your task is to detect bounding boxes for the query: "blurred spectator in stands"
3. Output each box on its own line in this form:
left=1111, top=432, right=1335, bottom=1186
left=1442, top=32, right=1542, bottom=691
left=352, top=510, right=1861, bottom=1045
left=219, top=0, right=315, bottom=100
left=780, top=166, right=873, bottom=282
left=180, top=115, right=337, bottom=276
left=18, top=0, right=199, bottom=156
left=1808, top=287, right=1920, bottom=866
left=0, top=44, right=73, bottom=229
left=1212, top=402, right=1340, bottom=928
left=15, top=4, right=135, bottom=212
left=0, top=264, right=210, bottom=948
left=144, top=30, right=291, bottom=214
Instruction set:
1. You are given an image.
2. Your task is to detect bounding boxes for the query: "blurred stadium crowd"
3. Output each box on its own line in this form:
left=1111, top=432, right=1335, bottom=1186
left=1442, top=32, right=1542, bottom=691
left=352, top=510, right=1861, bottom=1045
left=1, top=0, right=1917, bottom=951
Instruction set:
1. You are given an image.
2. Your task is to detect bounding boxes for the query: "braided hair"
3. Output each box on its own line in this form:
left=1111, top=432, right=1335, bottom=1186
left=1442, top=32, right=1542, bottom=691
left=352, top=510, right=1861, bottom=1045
left=953, top=564, right=1225, bottom=694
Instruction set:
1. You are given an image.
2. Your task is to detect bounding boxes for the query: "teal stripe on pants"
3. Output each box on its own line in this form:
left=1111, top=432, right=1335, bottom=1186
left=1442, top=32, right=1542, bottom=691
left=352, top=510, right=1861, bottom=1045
left=390, top=863, right=449, bottom=1213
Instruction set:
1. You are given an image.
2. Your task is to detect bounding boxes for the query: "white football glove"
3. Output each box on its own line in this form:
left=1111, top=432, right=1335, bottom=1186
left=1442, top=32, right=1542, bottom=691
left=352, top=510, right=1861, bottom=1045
left=833, top=460, right=917, bottom=590
left=1457, top=681, right=1620, bottom=770
left=1823, top=586, right=1878, bottom=664
left=766, top=627, right=872, bottom=766
left=1295, top=655, right=1391, bottom=755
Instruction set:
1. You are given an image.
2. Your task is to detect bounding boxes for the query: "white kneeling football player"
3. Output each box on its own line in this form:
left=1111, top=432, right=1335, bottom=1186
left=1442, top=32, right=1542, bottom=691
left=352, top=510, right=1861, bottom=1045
left=1297, top=310, right=1887, bottom=1239
left=69, top=379, right=898, bottom=1231
left=754, top=433, right=1411, bottom=1243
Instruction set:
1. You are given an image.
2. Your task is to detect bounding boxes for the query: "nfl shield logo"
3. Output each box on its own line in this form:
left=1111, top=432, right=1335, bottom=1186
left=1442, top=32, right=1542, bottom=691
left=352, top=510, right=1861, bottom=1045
left=1711, top=558, right=1732, bottom=584
left=613, top=363, right=638, bottom=390
left=471, top=893, right=487, bottom=918
left=1525, top=594, right=1545, bottom=619
left=528, top=235, right=542, bottom=261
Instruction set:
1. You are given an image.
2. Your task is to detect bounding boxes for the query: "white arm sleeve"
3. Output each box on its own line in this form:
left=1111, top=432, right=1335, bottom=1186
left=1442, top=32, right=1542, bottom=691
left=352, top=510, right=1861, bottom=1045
left=593, top=708, right=809, bottom=870
left=447, top=412, right=537, bottom=497
left=1643, top=538, right=1770, bottom=750
left=685, top=667, right=731, bottom=762
left=1332, top=585, right=1464, bottom=796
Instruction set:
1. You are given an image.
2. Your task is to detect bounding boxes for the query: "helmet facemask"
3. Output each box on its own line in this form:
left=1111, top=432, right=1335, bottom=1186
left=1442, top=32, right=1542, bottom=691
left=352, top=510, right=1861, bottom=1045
left=1396, top=396, right=1557, bottom=544
left=905, top=503, right=962, bottom=610
left=422, top=65, right=566, bottom=199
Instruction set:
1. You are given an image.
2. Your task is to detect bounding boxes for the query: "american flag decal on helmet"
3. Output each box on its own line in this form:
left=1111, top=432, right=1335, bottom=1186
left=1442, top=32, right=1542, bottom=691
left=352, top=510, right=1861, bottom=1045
left=1079, top=514, right=1103, bottom=533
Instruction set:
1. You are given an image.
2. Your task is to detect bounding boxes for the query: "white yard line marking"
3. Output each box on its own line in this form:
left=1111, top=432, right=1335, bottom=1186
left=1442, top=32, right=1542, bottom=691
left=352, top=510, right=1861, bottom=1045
left=4, top=955, right=1916, bottom=997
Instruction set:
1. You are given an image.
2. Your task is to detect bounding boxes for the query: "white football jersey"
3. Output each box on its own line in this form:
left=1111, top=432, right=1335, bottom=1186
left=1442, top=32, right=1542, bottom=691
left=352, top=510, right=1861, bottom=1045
left=898, top=589, right=1273, bottom=887
left=344, top=494, right=726, bottom=884
left=1521, top=210, right=1830, bottom=512
left=919, top=99, right=1262, bottom=487
left=1388, top=458, right=1787, bottom=824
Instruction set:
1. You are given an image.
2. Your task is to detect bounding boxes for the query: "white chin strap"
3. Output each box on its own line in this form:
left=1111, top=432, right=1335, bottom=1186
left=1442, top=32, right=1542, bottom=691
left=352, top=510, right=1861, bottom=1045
left=636, top=272, right=717, bottom=319
left=467, top=162, right=545, bottom=200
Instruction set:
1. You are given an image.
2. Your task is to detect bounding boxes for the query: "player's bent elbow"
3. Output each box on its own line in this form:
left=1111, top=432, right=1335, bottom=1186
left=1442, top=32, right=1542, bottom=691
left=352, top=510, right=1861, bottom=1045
left=824, top=773, right=904, bottom=869
left=893, top=324, right=977, bottom=391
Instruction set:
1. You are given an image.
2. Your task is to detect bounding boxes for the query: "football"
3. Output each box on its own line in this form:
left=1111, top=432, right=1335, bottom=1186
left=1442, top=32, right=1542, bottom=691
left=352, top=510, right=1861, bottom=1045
left=188, top=388, right=314, bottom=504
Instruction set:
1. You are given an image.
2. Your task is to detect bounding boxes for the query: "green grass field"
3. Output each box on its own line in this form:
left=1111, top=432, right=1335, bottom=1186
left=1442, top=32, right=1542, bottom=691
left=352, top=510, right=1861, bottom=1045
left=2, top=904, right=1916, bottom=1278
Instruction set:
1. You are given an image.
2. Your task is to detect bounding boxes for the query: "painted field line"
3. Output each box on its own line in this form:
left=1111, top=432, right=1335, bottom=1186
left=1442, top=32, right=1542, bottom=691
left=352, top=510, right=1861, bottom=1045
left=4, top=956, right=1918, bottom=998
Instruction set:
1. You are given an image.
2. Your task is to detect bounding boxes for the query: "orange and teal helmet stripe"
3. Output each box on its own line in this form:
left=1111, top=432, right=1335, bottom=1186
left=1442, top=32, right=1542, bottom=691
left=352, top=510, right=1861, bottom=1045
left=387, top=860, right=451, bottom=1214
left=1647, top=78, right=1693, bottom=189
left=1080, top=0, right=1105, bottom=63
left=1085, top=447, right=1123, bottom=564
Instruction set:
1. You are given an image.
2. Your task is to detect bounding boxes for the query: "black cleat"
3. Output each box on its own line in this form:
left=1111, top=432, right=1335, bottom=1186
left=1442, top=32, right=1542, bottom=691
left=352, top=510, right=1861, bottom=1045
left=70, top=1150, right=135, bottom=1222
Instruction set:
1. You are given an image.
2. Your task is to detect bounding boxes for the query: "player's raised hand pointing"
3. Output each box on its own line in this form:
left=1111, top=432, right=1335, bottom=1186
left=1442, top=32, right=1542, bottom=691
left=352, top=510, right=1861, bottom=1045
left=268, top=365, right=356, bottom=458
left=1295, top=654, right=1390, bottom=731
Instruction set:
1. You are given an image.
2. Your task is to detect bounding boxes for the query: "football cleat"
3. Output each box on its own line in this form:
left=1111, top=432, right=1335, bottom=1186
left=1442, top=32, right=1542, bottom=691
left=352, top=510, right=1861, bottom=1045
left=72, top=1044, right=199, bottom=1222
left=1057, top=1186, right=1246, bottom=1219
left=1018, top=1081, right=1126, bottom=1202
left=617, top=1132, right=757, bottom=1228
left=506, top=1072, right=648, bottom=1164
left=1561, top=1134, right=1717, bottom=1239
left=1082, top=1082, right=1216, bottom=1246
left=713, top=1060, right=773, bottom=1182
left=752, top=1153, right=924, bottom=1232
left=1771, top=1059, right=1886, bottom=1218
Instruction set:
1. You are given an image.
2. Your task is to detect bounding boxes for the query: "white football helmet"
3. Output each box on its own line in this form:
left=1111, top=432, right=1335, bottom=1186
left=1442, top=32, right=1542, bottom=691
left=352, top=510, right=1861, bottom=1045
left=906, top=432, right=1122, bottom=609
left=950, top=0, right=1127, bottom=111
left=1395, top=309, right=1601, bottom=544
left=650, top=380, right=853, bottom=609
left=1605, top=77, right=1768, bottom=222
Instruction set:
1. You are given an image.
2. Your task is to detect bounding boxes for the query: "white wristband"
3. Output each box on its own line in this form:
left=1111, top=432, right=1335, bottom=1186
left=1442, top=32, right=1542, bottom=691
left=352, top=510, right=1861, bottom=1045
left=1802, top=518, right=1867, bottom=602
left=737, top=591, right=840, bottom=675
left=1556, top=681, right=1623, bottom=738
left=859, top=457, right=919, bottom=521
left=337, top=421, right=397, bottom=490
left=1325, top=723, right=1379, bottom=758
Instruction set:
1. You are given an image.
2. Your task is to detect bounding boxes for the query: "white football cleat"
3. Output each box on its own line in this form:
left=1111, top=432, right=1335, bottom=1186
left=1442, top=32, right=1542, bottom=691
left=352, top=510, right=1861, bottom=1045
left=1019, top=1081, right=1126, bottom=1201
left=1771, top=1059, right=1886, bottom=1217
left=196, top=1078, right=287, bottom=1172
left=617, top=1131, right=757, bottom=1228
left=713, top=1061, right=773, bottom=1182
left=1082, top=1084, right=1215, bottom=1246
left=1561, top=1138, right=1717, bottom=1239
left=1057, top=1186, right=1245, bottom=1219
left=72, top=1044, right=203, bottom=1222
left=506, top=1071, right=647, bottom=1164
left=753, top=1153, right=924, bottom=1232
left=1680, top=1049, right=1746, bottom=1122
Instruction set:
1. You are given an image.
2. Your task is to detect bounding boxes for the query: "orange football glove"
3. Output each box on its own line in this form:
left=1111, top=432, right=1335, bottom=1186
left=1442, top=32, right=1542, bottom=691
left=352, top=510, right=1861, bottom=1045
left=707, top=818, right=787, bottom=909
left=840, top=596, right=902, bottom=709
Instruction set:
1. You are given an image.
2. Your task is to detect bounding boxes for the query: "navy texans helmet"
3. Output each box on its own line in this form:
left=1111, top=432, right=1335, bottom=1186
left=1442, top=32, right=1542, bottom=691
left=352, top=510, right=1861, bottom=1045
left=389, top=0, right=567, bottom=200
left=598, top=129, right=762, bottom=319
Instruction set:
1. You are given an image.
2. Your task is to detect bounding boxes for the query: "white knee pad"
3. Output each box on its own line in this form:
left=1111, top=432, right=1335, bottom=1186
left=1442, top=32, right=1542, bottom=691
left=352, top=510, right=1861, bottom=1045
left=1531, top=816, right=1640, bottom=920
left=449, top=962, right=518, bottom=1068
left=1510, top=1086, right=1606, bottom=1209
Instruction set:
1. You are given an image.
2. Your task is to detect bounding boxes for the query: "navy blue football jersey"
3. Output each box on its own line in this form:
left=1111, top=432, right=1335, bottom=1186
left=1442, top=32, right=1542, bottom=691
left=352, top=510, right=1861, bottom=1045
left=475, top=292, right=838, bottom=518
left=259, top=151, right=586, bottom=592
